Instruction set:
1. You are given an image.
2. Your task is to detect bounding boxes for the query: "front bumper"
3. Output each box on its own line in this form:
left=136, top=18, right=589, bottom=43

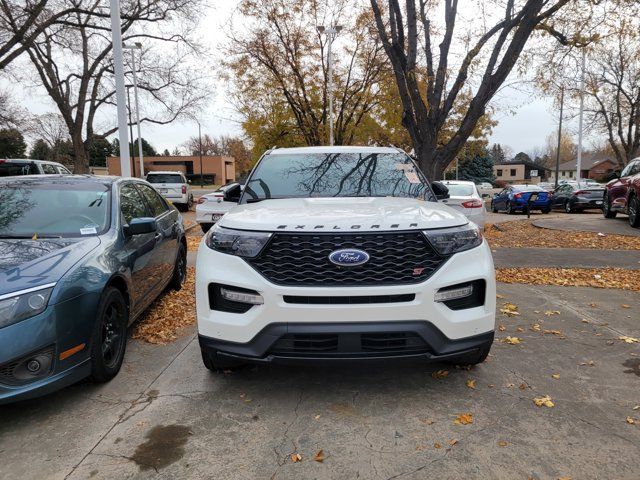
left=195, top=205, right=228, bottom=225
left=199, top=322, right=494, bottom=365
left=196, top=238, right=496, bottom=351
left=571, top=197, right=604, bottom=209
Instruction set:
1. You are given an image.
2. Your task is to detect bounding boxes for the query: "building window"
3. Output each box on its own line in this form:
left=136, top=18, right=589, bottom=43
left=569, top=171, right=573, bottom=178
left=496, top=169, right=503, bottom=176
left=510, top=169, right=516, bottom=177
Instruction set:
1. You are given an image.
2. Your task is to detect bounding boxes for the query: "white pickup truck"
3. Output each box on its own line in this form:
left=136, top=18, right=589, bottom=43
left=195, top=146, right=496, bottom=371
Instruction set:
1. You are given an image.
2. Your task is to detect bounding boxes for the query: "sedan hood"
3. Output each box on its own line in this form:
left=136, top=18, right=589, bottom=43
left=220, top=197, right=469, bottom=232
left=0, top=237, right=100, bottom=296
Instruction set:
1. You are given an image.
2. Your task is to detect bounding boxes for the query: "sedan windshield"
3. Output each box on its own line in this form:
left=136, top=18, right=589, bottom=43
left=242, top=152, right=432, bottom=202
left=0, top=181, right=110, bottom=238
left=444, top=184, right=476, bottom=196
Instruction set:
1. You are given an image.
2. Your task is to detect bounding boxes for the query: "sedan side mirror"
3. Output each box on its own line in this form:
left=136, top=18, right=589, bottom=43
left=124, top=217, right=157, bottom=236
left=431, top=181, right=450, bottom=200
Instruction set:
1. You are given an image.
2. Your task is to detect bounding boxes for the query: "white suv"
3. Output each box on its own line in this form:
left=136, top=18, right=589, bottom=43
left=196, top=146, right=496, bottom=370
left=145, top=171, right=193, bottom=211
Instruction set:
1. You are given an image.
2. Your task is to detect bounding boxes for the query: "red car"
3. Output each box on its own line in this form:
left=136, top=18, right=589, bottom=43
left=603, top=158, right=640, bottom=228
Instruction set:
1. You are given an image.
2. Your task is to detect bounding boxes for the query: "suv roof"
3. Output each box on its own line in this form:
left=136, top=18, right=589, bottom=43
left=268, top=146, right=403, bottom=155
left=0, top=158, right=66, bottom=166
left=146, top=171, right=185, bottom=176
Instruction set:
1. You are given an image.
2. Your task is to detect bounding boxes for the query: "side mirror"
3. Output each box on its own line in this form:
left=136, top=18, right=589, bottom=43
left=431, top=181, right=450, bottom=200
left=223, top=184, right=242, bottom=203
left=124, top=217, right=157, bottom=236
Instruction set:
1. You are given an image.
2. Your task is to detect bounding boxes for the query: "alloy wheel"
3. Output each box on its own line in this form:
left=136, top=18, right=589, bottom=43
left=101, top=302, right=125, bottom=368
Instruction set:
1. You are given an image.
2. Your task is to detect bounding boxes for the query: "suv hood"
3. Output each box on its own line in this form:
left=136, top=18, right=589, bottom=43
left=220, top=197, right=469, bottom=232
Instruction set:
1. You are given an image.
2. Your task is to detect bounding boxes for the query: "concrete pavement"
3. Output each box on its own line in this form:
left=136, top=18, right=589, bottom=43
left=0, top=284, right=638, bottom=480
left=533, top=215, right=640, bottom=237
left=493, top=247, right=640, bottom=269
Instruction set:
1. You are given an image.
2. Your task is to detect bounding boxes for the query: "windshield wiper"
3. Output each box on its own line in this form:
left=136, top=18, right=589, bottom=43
left=0, top=234, right=63, bottom=239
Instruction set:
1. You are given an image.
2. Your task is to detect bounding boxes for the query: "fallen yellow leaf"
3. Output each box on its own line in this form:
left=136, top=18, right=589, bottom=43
left=466, top=379, right=476, bottom=389
left=313, top=450, right=325, bottom=462
left=626, top=416, right=635, bottom=425
left=500, top=303, right=520, bottom=316
left=552, top=374, right=560, bottom=379
left=497, top=441, right=507, bottom=447
left=504, top=336, right=521, bottom=345
left=448, top=439, right=458, bottom=446
left=544, top=310, right=560, bottom=316
left=291, top=453, right=302, bottom=463
left=432, top=370, right=449, bottom=379
left=621, top=304, right=631, bottom=309
left=454, top=413, right=473, bottom=425
left=619, top=336, right=640, bottom=344
left=498, top=324, right=506, bottom=332
left=434, top=442, right=442, bottom=449
left=533, top=395, right=554, bottom=408
left=531, top=324, right=541, bottom=332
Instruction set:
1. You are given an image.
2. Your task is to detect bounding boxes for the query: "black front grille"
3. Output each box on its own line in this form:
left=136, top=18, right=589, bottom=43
left=283, top=294, right=415, bottom=305
left=268, top=332, right=429, bottom=357
left=249, top=231, right=448, bottom=286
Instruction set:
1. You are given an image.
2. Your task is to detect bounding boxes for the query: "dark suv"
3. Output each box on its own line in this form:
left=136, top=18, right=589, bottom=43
left=603, top=158, right=640, bottom=228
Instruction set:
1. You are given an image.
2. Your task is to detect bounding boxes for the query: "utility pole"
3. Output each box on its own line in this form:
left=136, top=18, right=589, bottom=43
left=124, top=42, right=144, bottom=177
left=109, top=0, right=131, bottom=176
left=554, top=86, right=564, bottom=189
left=576, top=48, right=586, bottom=183
left=317, top=25, right=342, bottom=146
left=197, top=120, right=204, bottom=186
left=126, top=86, right=135, bottom=176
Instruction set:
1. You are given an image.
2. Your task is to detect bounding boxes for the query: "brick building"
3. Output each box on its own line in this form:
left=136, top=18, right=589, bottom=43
left=107, top=155, right=236, bottom=184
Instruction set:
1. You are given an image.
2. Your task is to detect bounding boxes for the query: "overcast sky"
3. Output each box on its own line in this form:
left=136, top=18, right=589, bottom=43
left=5, top=1, right=593, bottom=158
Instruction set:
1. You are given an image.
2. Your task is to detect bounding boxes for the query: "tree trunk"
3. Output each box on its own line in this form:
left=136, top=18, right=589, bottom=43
left=415, top=146, right=446, bottom=181
left=71, top=132, right=89, bottom=173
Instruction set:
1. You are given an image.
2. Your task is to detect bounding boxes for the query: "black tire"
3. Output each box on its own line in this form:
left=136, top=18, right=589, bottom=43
left=564, top=200, right=573, bottom=214
left=451, top=343, right=492, bottom=366
left=629, top=195, right=640, bottom=228
left=603, top=193, right=617, bottom=218
left=201, top=349, right=246, bottom=372
left=200, top=223, right=213, bottom=234
left=491, top=202, right=498, bottom=213
left=170, top=242, right=187, bottom=291
left=506, top=201, right=515, bottom=215
left=89, top=287, right=128, bottom=383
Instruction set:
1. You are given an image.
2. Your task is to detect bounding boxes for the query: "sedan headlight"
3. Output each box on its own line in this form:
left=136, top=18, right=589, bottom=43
left=0, top=286, right=54, bottom=329
left=423, top=224, right=483, bottom=255
left=205, top=224, right=272, bottom=258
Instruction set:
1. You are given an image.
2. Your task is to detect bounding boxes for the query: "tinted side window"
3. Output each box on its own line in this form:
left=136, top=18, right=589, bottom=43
left=56, top=165, right=71, bottom=174
left=120, top=183, right=149, bottom=224
left=137, top=184, right=169, bottom=217
left=42, top=163, right=57, bottom=174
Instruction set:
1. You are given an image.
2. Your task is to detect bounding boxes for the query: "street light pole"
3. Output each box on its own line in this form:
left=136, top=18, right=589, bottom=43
left=576, top=48, right=586, bottom=183
left=318, top=25, right=342, bottom=146
left=124, top=42, right=144, bottom=177
left=109, top=0, right=131, bottom=176
left=196, top=119, right=203, bottom=186
left=554, top=86, right=564, bottom=189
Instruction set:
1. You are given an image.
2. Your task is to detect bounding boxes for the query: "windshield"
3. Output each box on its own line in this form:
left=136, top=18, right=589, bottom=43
left=242, top=152, right=433, bottom=202
left=147, top=174, right=183, bottom=184
left=444, top=184, right=475, bottom=196
left=514, top=185, right=543, bottom=191
left=0, top=181, right=110, bottom=238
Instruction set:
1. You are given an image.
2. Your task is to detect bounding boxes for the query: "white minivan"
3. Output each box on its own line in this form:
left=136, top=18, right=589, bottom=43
left=145, top=171, right=193, bottom=212
left=0, top=159, right=72, bottom=176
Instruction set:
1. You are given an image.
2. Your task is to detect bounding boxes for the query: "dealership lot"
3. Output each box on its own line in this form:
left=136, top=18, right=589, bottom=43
left=1, top=280, right=638, bottom=480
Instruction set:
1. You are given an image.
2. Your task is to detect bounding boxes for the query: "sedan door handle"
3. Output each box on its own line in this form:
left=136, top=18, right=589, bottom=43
left=154, top=233, right=163, bottom=242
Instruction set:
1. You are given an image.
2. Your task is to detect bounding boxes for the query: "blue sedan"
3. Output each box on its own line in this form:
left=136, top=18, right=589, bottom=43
left=490, top=185, right=552, bottom=214
left=0, top=175, right=187, bottom=404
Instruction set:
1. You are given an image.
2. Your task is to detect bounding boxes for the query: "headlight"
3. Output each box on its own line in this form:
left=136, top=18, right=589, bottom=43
left=205, top=224, right=272, bottom=258
left=423, top=224, right=483, bottom=255
left=0, top=286, right=54, bottom=329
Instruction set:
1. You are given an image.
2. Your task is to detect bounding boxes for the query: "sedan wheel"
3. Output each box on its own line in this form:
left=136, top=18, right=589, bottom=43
left=170, top=243, right=187, bottom=291
left=506, top=201, right=515, bottom=215
left=564, top=200, right=573, bottom=214
left=629, top=196, right=640, bottom=228
left=603, top=194, right=617, bottom=218
left=89, top=287, right=127, bottom=383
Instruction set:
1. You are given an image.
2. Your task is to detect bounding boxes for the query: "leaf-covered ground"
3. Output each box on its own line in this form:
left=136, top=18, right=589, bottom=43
left=132, top=266, right=196, bottom=344
left=485, top=221, right=640, bottom=250
left=496, top=267, right=640, bottom=291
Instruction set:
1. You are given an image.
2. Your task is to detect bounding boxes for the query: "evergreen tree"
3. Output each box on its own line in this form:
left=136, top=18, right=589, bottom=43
left=0, top=128, right=27, bottom=157
left=459, top=153, right=495, bottom=184
left=30, top=139, right=52, bottom=160
left=490, top=144, right=505, bottom=164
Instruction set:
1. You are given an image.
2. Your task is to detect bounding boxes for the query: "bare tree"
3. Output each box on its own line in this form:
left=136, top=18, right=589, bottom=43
left=226, top=0, right=386, bottom=147
left=369, top=0, right=580, bottom=179
left=10, top=0, right=209, bottom=173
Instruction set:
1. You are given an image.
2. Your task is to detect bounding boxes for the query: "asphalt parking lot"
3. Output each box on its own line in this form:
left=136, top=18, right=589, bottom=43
left=0, top=281, right=638, bottom=480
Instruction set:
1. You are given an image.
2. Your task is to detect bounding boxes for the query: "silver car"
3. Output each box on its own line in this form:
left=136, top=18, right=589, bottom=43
left=145, top=171, right=193, bottom=212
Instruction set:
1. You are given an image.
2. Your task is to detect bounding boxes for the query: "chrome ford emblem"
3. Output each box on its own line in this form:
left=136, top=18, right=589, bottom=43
left=328, top=249, right=370, bottom=267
